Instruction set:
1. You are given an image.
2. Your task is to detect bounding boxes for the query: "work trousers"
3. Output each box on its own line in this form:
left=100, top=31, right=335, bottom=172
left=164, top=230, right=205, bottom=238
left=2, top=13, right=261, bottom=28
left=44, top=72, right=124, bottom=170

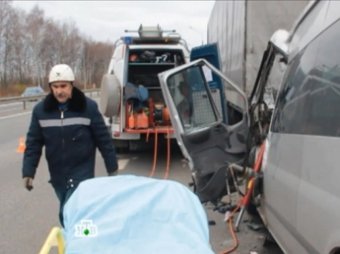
left=52, top=182, right=78, bottom=227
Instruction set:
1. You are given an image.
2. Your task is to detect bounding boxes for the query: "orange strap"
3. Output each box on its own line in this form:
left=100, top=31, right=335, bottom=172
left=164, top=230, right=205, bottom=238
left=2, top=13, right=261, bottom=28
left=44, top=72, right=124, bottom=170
left=220, top=142, right=266, bottom=254
left=146, top=128, right=151, bottom=142
left=149, top=129, right=158, bottom=177
left=163, top=128, right=171, bottom=179
left=219, top=202, right=241, bottom=254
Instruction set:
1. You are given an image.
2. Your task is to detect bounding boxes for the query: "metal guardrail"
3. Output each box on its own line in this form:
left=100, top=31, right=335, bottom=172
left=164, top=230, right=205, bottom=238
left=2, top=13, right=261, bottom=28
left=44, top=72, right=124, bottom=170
left=0, top=88, right=100, bottom=110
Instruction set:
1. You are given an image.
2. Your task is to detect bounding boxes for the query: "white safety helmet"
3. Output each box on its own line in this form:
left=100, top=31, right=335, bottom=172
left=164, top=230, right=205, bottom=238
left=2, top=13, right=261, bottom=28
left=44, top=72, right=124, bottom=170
left=49, top=64, right=75, bottom=84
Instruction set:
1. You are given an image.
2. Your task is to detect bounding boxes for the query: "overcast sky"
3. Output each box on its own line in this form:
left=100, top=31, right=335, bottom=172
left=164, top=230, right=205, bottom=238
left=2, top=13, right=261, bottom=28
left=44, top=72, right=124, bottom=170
left=13, top=1, right=215, bottom=48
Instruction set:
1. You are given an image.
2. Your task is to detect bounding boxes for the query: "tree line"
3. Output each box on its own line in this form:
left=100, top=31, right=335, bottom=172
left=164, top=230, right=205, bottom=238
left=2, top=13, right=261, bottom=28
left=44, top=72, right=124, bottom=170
left=0, top=1, right=114, bottom=96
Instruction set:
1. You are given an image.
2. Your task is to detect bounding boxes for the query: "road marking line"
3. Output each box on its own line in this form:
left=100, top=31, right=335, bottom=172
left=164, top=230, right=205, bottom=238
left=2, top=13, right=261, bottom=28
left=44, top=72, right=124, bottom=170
left=0, top=111, right=32, bottom=120
left=0, top=102, right=22, bottom=108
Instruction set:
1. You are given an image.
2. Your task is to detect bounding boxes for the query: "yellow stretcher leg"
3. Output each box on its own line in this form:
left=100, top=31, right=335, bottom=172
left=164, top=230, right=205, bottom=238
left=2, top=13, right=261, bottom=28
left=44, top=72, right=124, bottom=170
left=39, top=227, right=65, bottom=254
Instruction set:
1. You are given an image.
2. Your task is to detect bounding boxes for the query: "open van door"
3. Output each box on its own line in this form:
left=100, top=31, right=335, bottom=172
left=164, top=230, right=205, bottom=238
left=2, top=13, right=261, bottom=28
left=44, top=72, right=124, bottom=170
left=158, top=59, right=249, bottom=203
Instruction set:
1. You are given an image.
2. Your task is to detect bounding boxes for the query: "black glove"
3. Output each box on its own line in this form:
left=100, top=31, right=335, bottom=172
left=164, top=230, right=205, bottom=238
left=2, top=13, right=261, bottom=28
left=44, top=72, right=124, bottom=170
left=23, top=177, right=33, bottom=191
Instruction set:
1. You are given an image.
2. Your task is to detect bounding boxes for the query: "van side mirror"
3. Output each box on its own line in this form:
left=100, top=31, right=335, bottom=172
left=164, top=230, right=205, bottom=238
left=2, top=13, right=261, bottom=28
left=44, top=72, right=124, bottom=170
left=270, top=29, right=289, bottom=58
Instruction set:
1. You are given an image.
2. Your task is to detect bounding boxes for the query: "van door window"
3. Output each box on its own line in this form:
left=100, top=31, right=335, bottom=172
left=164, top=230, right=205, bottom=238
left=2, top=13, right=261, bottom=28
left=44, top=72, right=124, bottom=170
left=167, top=65, right=219, bottom=130
left=272, top=18, right=340, bottom=137
left=271, top=41, right=319, bottom=134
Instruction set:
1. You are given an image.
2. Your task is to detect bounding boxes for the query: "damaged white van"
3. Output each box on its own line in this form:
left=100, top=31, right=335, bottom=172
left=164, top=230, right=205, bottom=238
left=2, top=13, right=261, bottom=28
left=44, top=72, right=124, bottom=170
left=158, top=1, right=340, bottom=253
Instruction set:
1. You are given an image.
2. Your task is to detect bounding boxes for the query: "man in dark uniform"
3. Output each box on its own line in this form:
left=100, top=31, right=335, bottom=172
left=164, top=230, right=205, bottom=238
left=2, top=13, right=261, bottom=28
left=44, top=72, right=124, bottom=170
left=22, top=64, right=118, bottom=226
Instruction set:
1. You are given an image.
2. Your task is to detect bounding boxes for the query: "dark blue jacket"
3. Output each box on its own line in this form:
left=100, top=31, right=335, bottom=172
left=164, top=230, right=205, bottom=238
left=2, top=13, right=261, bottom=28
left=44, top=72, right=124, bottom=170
left=22, top=87, right=118, bottom=187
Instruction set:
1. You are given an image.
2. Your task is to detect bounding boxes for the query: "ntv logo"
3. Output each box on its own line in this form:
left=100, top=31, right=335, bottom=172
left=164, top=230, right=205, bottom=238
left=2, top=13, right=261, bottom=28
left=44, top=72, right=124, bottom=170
left=74, top=220, right=98, bottom=237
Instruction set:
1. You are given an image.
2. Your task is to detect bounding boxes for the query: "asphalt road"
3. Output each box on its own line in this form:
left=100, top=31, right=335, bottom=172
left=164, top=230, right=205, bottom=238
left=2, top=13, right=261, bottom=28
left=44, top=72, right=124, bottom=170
left=0, top=100, right=282, bottom=254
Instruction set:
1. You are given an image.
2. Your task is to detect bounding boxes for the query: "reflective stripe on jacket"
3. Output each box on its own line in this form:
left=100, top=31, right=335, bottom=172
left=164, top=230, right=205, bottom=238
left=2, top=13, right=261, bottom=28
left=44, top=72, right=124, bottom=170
left=22, top=87, right=118, bottom=186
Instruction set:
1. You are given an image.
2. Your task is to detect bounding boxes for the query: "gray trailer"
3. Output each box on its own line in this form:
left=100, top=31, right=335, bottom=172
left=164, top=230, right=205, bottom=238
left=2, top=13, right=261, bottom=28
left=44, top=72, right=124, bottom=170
left=207, top=0, right=308, bottom=94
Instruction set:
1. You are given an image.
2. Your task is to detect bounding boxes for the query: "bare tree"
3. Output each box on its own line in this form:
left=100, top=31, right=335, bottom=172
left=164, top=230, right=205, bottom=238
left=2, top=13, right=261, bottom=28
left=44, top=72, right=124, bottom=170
left=0, top=2, right=113, bottom=95
left=0, top=1, right=12, bottom=88
left=25, top=5, right=51, bottom=87
left=81, top=39, right=113, bottom=89
left=7, top=9, right=27, bottom=84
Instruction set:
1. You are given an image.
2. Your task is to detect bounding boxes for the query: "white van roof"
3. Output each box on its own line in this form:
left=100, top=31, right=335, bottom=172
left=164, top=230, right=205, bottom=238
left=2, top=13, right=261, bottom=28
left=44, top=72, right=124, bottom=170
left=116, top=24, right=189, bottom=49
left=128, top=44, right=188, bottom=50
left=287, top=0, right=340, bottom=59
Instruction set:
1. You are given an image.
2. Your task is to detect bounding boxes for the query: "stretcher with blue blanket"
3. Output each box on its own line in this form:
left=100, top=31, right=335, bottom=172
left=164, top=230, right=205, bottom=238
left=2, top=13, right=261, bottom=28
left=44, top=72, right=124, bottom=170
left=39, top=175, right=214, bottom=254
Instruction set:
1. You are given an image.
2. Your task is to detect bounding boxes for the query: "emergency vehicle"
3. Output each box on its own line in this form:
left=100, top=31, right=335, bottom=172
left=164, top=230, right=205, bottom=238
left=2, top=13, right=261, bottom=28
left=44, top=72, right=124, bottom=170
left=99, top=25, right=190, bottom=152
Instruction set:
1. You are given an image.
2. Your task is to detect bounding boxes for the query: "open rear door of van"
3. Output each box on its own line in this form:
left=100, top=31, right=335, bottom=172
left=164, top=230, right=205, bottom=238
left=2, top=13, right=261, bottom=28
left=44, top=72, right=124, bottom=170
left=158, top=58, right=249, bottom=203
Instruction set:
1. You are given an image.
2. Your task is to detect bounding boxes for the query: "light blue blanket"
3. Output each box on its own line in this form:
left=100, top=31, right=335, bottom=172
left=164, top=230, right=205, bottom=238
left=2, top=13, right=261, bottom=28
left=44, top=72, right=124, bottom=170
left=63, top=175, right=214, bottom=254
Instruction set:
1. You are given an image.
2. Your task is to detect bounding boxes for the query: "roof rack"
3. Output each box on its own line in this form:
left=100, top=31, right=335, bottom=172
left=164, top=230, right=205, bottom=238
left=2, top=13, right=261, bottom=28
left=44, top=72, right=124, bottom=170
left=115, top=24, right=189, bottom=52
left=122, top=24, right=183, bottom=43
left=125, top=24, right=177, bottom=39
